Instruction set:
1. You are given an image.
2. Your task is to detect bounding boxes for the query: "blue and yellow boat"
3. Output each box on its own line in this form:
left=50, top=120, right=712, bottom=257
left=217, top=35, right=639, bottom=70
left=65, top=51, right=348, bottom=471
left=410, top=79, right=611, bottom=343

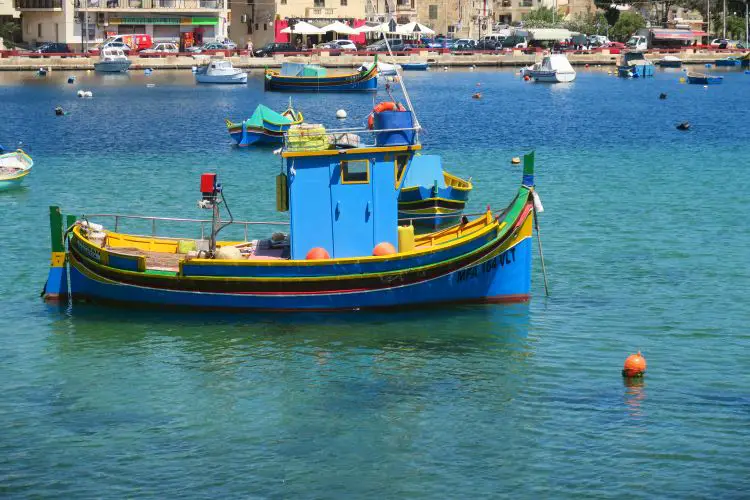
left=0, top=148, right=33, bottom=190
left=225, top=102, right=303, bottom=146
left=264, top=61, right=378, bottom=92
left=42, top=106, right=542, bottom=310
left=398, top=156, right=472, bottom=230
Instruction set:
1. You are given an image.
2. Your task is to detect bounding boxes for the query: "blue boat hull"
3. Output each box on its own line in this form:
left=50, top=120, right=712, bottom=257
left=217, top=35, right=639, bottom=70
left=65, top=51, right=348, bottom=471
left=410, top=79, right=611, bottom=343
left=265, top=77, right=377, bottom=92
left=715, top=59, right=740, bottom=67
left=401, top=63, right=429, bottom=71
left=618, top=64, right=655, bottom=77
left=66, top=236, right=532, bottom=310
left=229, top=127, right=285, bottom=146
left=687, top=75, right=723, bottom=84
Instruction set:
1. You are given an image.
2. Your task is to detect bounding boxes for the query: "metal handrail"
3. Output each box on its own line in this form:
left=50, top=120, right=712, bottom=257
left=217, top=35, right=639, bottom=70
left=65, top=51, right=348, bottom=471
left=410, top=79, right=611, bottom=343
left=82, top=213, right=289, bottom=242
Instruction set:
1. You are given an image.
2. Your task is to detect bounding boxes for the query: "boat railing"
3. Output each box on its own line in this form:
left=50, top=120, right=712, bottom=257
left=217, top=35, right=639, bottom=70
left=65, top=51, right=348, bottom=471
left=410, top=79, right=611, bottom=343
left=81, top=213, right=289, bottom=242
left=283, top=125, right=421, bottom=150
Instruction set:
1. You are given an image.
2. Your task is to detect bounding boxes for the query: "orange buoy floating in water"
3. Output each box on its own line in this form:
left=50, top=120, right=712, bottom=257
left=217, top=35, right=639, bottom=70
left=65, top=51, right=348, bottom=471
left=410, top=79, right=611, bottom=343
left=306, top=247, right=330, bottom=260
left=523, top=75, right=530, bottom=81
left=373, top=242, right=397, bottom=256
left=472, top=92, right=482, bottom=99
left=622, top=351, right=647, bottom=377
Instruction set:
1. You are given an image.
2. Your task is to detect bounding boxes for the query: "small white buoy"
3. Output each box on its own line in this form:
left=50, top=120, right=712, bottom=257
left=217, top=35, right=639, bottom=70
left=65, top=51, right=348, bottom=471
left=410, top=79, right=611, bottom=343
left=443, top=66, right=448, bottom=71
left=77, top=89, right=85, bottom=97
left=336, top=109, right=347, bottom=119
left=703, top=85, right=708, bottom=89
left=191, top=66, right=198, bottom=73
left=146, top=83, right=156, bottom=88
left=84, top=90, right=93, bottom=98
left=144, top=68, right=153, bottom=75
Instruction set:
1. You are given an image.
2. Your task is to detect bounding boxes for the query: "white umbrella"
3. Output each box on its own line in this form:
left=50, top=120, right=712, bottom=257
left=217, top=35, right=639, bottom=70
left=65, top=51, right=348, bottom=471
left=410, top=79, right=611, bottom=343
left=320, top=21, right=357, bottom=36
left=397, top=22, right=435, bottom=35
left=367, top=22, right=402, bottom=34
left=281, top=21, right=325, bottom=35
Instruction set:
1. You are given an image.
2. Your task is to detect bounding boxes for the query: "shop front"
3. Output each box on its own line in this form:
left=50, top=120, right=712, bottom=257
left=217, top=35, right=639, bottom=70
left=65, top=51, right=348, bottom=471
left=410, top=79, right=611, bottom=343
left=107, top=16, right=219, bottom=46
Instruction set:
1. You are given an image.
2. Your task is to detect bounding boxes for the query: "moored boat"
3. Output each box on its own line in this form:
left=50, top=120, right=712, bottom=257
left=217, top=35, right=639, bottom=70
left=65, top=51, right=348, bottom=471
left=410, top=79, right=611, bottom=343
left=400, top=62, right=430, bottom=71
left=528, top=54, right=576, bottom=83
left=657, top=55, right=682, bottom=68
left=687, top=72, right=723, bottom=84
left=225, top=102, right=303, bottom=146
left=42, top=105, right=543, bottom=310
left=398, top=156, right=472, bottom=230
left=265, top=61, right=378, bottom=92
left=358, top=61, right=398, bottom=76
left=195, top=59, right=247, bottom=84
left=94, top=48, right=132, bottom=73
left=617, top=52, right=655, bottom=78
left=715, top=56, right=741, bottom=67
left=0, top=148, right=33, bottom=190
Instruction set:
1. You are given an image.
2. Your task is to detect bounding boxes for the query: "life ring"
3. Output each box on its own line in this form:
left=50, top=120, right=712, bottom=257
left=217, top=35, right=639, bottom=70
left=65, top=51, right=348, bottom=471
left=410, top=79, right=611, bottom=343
left=367, top=101, right=406, bottom=129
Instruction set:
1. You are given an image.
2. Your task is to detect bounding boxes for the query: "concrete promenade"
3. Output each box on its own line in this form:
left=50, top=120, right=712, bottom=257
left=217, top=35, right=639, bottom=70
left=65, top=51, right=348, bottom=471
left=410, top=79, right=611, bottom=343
left=0, top=48, right=745, bottom=71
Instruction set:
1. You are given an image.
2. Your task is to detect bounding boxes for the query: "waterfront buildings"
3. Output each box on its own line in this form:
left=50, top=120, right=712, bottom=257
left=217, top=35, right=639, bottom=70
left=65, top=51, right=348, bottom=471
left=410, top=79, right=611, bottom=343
left=14, top=0, right=229, bottom=49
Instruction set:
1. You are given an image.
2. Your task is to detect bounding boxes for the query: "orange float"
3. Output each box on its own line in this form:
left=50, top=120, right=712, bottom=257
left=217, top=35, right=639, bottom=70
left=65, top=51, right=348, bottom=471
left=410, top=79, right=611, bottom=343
left=367, top=101, right=407, bottom=129
left=372, top=242, right=397, bottom=256
left=306, top=247, right=330, bottom=260
left=622, top=351, right=647, bottom=377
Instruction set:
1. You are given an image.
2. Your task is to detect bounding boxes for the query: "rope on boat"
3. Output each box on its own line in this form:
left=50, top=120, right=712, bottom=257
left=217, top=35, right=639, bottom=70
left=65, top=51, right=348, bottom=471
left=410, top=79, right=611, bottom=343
left=532, top=190, right=550, bottom=297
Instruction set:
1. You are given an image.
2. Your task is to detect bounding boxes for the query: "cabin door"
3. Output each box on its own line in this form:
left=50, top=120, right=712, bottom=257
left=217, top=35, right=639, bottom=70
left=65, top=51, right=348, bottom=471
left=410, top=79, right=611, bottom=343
left=330, top=159, right=374, bottom=258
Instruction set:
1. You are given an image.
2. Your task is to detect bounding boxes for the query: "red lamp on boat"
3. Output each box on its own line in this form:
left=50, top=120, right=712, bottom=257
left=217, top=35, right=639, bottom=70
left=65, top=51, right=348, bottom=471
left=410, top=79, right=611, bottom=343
left=198, top=172, right=232, bottom=256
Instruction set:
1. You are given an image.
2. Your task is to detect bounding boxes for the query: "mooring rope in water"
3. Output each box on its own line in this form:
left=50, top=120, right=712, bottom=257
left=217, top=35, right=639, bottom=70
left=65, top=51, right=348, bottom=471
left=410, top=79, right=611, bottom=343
left=533, top=205, right=550, bottom=297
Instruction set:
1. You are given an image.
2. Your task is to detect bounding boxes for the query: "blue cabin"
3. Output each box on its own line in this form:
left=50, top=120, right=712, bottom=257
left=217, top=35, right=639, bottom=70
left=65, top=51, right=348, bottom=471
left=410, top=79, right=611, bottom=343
left=280, top=109, right=418, bottom=259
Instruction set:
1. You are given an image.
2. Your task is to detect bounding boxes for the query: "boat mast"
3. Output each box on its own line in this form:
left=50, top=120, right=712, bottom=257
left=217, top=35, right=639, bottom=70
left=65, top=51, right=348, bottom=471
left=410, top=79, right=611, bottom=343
left=381, top=18, right=422, bottom=135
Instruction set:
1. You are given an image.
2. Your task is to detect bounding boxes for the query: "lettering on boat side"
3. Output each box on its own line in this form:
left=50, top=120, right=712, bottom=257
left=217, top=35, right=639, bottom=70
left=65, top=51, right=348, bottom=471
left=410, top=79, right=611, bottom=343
left=74, top=238, right=102, bottom=263
left=456, top=248, right=516, bottom=283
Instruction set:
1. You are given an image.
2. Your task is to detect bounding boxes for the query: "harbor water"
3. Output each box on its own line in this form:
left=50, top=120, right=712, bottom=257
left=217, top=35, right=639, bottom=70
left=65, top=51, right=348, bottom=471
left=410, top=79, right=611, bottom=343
left=1, top=67, right=749, bottom=497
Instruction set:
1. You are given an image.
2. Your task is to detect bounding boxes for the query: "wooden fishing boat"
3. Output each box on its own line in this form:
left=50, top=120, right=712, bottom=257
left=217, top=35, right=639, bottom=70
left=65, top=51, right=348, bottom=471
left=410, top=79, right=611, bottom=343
left=617, top=52, right=655, bottom=78
left=400, top=62, right=430, bottom=71
left=687, top=72, right=723, bottom=85
left=264, top=61, right=378, bottom=92
left=398, top=156, right=472, bottom=230
left=225, top=102, right=303, bottom=146
left=42, top=104, right=543, bottom=311
left=714, top=56, right=741, bottom=67
left=657, top=55, right=682, bottom=68
left=0, top=148, right=33, bottom=190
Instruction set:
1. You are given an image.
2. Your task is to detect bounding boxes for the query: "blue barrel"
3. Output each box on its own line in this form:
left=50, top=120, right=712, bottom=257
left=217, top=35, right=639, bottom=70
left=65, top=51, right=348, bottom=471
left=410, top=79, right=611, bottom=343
left=373, top=111, right=415, bottom=146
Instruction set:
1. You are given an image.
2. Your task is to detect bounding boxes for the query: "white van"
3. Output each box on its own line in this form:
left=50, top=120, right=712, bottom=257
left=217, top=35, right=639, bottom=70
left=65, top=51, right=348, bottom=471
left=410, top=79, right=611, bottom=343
left=626, top=35, right=648, bottom=51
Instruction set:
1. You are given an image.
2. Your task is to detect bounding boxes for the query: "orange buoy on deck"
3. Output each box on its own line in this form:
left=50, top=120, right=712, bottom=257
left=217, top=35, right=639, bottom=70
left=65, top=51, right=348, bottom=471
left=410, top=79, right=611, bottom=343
left=306, top=247, right=330, bottom=260
left=373, top=242, right=396, bottom=256
left=622, top=351, right=647, bottom=377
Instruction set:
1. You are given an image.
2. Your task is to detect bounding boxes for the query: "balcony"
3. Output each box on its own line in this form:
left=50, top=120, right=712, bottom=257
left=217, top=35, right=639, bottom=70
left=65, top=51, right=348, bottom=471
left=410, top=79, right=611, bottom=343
left=499, top=0, right=511, bottom=7
left=15, top=0, right=62, bottom=9
left=305, top=7, right=334, bottom=17
left=74, top=0, right=224, bottom=10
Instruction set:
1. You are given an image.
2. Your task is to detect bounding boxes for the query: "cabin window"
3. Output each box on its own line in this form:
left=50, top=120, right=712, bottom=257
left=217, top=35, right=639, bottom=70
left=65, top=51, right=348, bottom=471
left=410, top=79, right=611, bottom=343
left=340, top=160, right=369, bottom=184
left=394, top=154, right=409, bottom=188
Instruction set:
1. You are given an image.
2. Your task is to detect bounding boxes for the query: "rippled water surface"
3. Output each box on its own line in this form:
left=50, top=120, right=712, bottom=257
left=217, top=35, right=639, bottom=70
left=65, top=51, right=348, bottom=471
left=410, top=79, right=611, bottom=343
left=1, top=67, right=749, bottom=497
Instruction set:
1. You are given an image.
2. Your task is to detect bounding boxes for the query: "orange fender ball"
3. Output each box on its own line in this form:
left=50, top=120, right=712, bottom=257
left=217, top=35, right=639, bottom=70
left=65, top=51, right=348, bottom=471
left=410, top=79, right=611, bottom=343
left=622, top=351, right=647, bottom=377
left=523, top=75, right=530, bottom=81
left=373, top=242, right=396, bottom=256
left=306, top=247, right=330, bottom=260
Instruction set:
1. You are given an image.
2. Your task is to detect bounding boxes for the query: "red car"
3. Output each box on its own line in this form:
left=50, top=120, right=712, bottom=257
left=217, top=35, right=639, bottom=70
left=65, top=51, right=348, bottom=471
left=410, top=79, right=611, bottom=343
left=603, top=41, right=625, bottom=54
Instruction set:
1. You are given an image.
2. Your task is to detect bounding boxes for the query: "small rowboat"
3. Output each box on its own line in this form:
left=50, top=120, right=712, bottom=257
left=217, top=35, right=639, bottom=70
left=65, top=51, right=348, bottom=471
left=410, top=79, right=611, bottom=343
left=225, top=102, right=303, bottom=146
left=400, top=62, right=430, bottom=71
left=687, top=72, right=723, bottom=85
left=715, top=57, right=741, bottom=67
left=0, top=149, right=33, bottom=190
left=657, top=55, right=682, bottom=68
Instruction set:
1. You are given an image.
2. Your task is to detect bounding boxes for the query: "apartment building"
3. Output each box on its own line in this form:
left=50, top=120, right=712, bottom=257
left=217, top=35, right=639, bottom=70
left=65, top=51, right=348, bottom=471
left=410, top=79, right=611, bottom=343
left=230, top=0, right=368, bottom=50
left=417, top=0, right=492, bottom=38
left=15, top=0, right=229, bottom=49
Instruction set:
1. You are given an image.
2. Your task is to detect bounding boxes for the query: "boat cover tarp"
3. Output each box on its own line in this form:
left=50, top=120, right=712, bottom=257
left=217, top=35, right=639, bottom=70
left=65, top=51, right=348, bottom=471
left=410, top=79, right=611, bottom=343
left=279, top=62, right=328, bottom=77
left=247, top=104, right=293, bottom=128
left=402, top=155, right=446, bottom=189
left=528, top=28, right=572, bottom=41
left=541, top=54, right=575, bottom=73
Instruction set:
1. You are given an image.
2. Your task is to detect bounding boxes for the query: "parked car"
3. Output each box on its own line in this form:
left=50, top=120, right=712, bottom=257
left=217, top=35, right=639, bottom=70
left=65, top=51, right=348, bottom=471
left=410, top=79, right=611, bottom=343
left=366, top=39, right=406, bottom=51
left=588, top=35, right=610, bottom=47
left=476, top=38, right=503, bottom=50
left=710, top=38, right=728, bottom=48
left=139, top=42, right=179, bottom=54
left=187, top=42, right=235, bottom=54
left=31, top=42, right=72, bottom=54
left=330, top=39, right=357, bottom=51
left=601, top=41, right=625, bottom=53
left=253, top=42, right=297, bottom=57
left=452, top=39, right=476, bottom=50
left=501, top=35, right=528, bottom=49
left=89, top=41, right=131, bottom=55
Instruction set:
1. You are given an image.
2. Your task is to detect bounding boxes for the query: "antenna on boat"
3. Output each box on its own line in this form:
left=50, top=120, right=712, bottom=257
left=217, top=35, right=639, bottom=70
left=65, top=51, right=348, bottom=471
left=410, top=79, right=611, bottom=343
left=381, top=21, right=422, bottom=134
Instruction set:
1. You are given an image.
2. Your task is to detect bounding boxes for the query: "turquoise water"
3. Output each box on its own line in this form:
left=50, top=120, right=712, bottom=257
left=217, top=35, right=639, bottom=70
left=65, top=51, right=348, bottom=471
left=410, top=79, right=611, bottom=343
left=1, top=67, right=749, bottom=497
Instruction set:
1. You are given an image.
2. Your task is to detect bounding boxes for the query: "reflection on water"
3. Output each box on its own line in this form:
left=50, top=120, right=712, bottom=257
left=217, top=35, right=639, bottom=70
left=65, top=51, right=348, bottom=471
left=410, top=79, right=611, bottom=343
left=623, top=376, right=646, bottom=419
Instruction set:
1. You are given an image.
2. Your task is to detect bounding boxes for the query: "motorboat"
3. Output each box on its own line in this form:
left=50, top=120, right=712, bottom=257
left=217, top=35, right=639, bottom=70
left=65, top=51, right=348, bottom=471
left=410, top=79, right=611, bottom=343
left=94, top=48, right=132, bottom=73
left=617, top=52, right=655, bottom=78
left=400, top=62, right=430, bottom=71
left=0, top=148, right=33, bottom=190
left=358, top=61, right=398, bottom=76
left=657, top=55, right=682, bottom=68
left=195, top=59, right=247, bottom=84
left=528, top=54, right=576, bottom=83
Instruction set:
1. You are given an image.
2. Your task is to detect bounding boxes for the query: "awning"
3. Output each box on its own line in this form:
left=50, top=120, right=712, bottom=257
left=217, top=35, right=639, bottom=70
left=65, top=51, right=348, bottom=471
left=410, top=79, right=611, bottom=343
left=651, top=29, right=695, bottom=41
left=528, top=28, right=572, bottom=41
left=281, top=21, right=325, bottom=35
left=692, top=31, right=708, bottom=37
left=397, top=22, right=436, bottom=35
left=320, top=21, right=357, bottom=35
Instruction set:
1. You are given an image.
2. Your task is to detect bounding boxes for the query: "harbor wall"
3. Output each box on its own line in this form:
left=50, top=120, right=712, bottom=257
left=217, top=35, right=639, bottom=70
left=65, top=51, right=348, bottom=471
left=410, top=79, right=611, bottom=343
left=0, top=49, right=744, bottom=71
